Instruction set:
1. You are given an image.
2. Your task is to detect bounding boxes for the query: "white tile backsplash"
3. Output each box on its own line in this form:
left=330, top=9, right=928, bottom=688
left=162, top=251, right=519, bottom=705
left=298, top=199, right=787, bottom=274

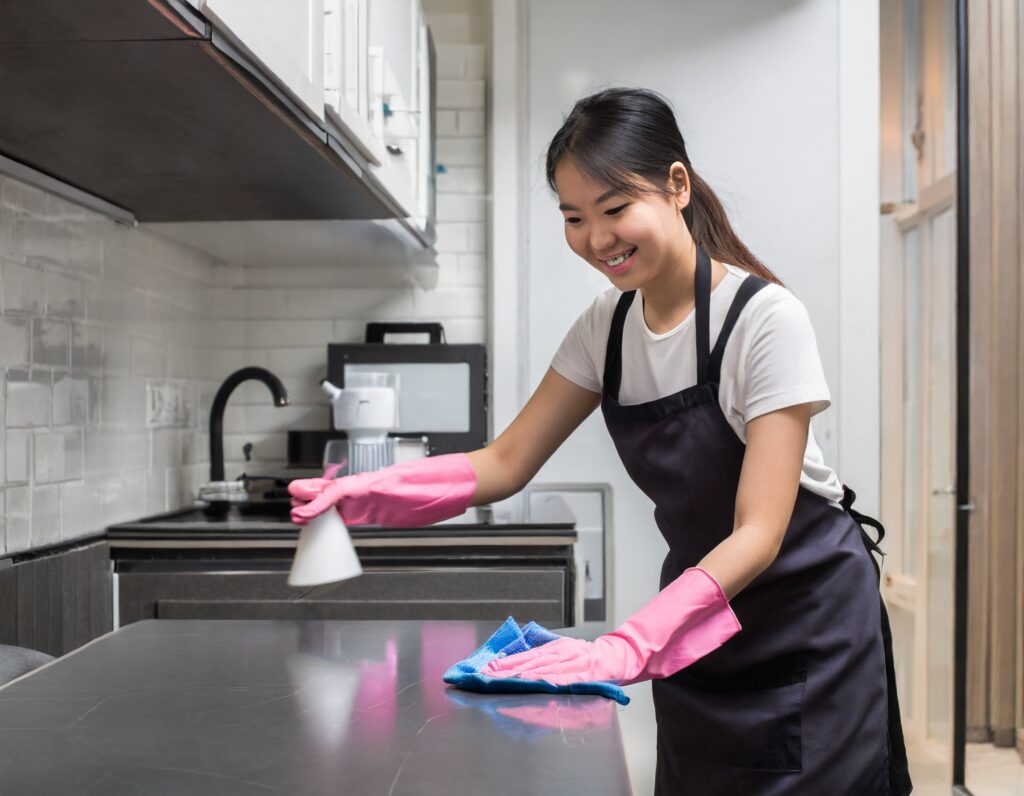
left=456, top=110, right=485, bottom=136
left=61, top=477, right=103, bottom=540
left=6, top=369, right=51, bottom=428
left=53, top=373, right=90, bottom=426
left=436, top=110, right=459, bottom=136
left=436, top=47, right=465, bottom=80
left=2, top=260, right=45, bottom=314
left=33, top=429, right=66, bottom=484
left=436, top=166, right=486, bottom=194
left=84, top=426, right=123, bottom=474
left=436, top=194, right=486, bottom=222
left=0, top=315, right=29, bottom=365
left=32, top=318, right=69, bottom=367
left=45, top=270, right=85, bottom=319
left=436, top=136, right=485, bottom=166
left=5, top=485, right=29, bottom=551
left=436, top=80, right=485, bottom=110
left=30, top=484, right=61, bottom=547
left=2, top=174, right=220, bottom=553
left=5, top=431, right=29, bottom=484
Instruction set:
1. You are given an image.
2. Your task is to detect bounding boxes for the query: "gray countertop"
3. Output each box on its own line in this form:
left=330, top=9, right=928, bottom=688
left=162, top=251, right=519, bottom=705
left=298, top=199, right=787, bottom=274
left=0, top=619, right=631, bottom=795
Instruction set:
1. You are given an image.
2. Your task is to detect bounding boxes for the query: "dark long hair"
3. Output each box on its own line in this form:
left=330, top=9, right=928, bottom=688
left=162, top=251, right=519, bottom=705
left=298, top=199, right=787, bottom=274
left=546, top=87, right=782, bottom=285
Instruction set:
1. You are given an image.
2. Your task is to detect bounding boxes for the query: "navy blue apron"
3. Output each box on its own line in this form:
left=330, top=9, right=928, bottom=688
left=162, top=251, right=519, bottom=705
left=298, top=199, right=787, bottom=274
left=600, top=246, right=912, bottom=795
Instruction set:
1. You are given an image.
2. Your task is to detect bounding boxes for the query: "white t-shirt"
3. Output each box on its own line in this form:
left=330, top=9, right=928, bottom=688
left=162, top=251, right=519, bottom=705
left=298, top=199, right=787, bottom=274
left=551, top=263, right=845, bottom=502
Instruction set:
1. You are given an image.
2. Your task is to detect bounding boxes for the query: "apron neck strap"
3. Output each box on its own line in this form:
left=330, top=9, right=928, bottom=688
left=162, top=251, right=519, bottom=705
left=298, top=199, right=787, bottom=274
left=602, top=289, right=637, bottom=400
left=695, top=245, right=712, bottom=385
left=707, top=273, right=770, bottom=384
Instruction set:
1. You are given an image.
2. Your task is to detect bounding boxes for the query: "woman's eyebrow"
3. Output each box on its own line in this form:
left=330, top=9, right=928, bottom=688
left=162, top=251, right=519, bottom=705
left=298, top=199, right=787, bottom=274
left=558, top=188, right=622, bottom=212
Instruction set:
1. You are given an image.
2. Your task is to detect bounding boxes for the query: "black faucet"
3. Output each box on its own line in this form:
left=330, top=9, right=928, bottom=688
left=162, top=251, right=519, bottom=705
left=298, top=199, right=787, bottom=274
left=209, top=367, right=289, bottom=482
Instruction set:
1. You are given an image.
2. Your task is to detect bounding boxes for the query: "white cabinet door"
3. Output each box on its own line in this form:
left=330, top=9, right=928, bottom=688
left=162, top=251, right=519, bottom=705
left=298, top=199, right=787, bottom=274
left=324, top=0, right=369, bottom=121
left=202, top=0, right=326, bottom=123
left=364, top=0, right=431, bottom=227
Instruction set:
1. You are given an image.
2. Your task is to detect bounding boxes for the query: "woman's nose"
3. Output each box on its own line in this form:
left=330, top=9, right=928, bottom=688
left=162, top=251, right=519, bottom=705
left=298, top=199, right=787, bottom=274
left=589, top=224, right=615, bottom=254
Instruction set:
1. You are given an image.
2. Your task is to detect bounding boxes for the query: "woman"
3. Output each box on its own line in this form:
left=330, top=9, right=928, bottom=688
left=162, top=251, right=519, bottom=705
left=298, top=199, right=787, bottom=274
left=289, top=88, right=912, bottom=795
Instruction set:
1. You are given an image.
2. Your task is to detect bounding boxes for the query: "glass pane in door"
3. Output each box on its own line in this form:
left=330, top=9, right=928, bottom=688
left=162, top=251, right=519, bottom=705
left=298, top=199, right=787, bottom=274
left=926, top=206, right=956, bottom=745
left=902, top=225, right=923, bottom=577
left=902, top=0, right=922, bottom=201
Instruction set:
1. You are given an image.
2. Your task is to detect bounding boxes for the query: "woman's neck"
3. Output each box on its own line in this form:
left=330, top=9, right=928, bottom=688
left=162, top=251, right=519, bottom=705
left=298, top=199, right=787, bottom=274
left=640, top=244, right=727, bottom=334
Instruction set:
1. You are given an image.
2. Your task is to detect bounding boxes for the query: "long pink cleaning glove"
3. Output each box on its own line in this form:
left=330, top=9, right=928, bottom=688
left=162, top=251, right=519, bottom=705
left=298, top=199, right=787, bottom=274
left=288, top=453, right=477, bottom=527
left=482, top=567, right=740, bottom=686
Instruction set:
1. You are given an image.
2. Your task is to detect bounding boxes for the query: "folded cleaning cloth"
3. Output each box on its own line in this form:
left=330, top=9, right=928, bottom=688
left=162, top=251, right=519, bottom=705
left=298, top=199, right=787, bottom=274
left=442, top=617, right=630, bottom=706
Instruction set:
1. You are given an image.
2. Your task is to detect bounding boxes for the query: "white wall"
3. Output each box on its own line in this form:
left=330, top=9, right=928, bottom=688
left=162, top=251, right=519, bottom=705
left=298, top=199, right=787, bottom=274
left=492, top=1, right=880, bottom=790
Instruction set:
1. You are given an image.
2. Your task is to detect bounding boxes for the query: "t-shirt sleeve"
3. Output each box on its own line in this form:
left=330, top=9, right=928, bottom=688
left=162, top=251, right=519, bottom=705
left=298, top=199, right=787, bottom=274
left=550, top=299, right=605, bottom=394
left=738, top=288, right=831, bottom=422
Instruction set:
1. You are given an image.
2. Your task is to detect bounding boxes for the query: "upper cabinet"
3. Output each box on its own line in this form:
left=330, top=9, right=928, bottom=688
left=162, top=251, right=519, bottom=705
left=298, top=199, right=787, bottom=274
left=325, top=0, right=435, bottom=232
left=0, top=0, right=436, bottom=247
left=200, top=0, right=327, bottom=124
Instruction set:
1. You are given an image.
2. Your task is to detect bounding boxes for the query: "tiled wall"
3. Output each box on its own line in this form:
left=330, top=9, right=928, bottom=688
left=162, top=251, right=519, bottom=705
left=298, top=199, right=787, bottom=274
left=0, top=9, right=489, bottom=554
left=0, top=176, right=223, bottom=557
left=212, top=29, right=489, bottom=481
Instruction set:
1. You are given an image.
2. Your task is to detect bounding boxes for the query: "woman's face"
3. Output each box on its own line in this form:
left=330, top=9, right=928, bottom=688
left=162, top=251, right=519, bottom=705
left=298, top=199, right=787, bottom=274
left=555, top=157, right=690, bottom=291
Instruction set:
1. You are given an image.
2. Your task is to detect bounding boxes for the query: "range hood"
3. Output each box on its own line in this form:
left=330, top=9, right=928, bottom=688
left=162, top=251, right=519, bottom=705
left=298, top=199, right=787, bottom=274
left=0, top=0, right=425, bottom=241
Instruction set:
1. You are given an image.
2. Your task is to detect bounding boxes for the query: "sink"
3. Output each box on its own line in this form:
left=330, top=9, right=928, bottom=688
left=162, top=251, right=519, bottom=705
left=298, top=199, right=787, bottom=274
left=202, top=499, right=292, bottom=521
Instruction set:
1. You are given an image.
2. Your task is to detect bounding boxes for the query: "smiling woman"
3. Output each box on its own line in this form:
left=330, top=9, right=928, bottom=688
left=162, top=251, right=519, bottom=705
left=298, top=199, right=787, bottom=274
left=487, top=87, right=911, bottom=796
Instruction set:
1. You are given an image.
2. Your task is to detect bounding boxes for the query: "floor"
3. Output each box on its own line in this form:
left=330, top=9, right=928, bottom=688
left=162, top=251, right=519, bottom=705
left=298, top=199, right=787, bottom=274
left=962, top=744, right=1024, bottom=795
left=905, top=740, right=1023, bottom=796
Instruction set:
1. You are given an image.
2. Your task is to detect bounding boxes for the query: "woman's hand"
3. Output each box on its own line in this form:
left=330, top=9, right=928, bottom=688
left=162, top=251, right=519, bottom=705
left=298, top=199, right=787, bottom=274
left=288, top=474, right=373, bottom=525
left=484, top=568, right=740, bottom=686
left=287, top=453, right=477, bottom=527
left=482, top=636, right=640, bottom=685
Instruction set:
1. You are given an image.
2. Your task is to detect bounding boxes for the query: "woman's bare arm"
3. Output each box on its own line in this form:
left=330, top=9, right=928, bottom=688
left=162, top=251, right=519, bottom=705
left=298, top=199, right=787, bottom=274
left=467, top=368, right=601, bottom=505
left=697, top=403, right=811, bottom=599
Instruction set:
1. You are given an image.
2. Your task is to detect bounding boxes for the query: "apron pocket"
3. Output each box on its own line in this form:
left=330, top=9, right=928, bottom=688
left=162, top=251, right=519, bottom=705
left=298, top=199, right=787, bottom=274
left=654, top=655, right=806, bottom=773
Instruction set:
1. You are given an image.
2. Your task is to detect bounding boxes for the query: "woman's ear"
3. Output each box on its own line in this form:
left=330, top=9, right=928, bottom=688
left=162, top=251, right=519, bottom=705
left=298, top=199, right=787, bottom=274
left=668, top=162, right=691, bottom=209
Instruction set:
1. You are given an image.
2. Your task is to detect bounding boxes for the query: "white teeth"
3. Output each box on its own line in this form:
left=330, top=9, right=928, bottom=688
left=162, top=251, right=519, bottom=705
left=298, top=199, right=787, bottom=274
left=605, top=248, right=636, bottom=267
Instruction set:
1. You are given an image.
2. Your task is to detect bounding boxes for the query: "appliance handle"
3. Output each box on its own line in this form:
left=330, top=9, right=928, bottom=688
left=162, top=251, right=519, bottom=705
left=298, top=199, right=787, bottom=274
left=365, top=322, right=445, bottom=344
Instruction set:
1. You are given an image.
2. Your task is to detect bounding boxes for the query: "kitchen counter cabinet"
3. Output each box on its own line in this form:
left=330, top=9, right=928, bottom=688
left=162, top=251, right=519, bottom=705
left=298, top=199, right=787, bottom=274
left=117, top=566, right=571, bottom=626
left=0, top=619, right=631, bottom=795
left=110, top=511, right=579, bottom=627
left=0, top=541, right=112, bottom=658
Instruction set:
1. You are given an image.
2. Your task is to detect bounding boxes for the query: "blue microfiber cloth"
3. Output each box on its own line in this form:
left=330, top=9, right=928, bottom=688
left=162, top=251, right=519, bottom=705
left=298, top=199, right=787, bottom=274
left=442, top=616, right=630, bottom=706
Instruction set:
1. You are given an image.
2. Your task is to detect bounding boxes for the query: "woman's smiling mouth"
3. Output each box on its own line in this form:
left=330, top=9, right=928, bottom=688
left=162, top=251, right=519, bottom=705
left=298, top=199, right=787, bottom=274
left=600, top=247, right=638, bottom=274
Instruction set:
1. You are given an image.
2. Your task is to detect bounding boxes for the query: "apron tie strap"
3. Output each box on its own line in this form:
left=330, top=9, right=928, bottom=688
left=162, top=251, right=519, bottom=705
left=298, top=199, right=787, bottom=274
left=841, top=487, right=913, bottom=794
left=841, top=485, right=887, bottom=580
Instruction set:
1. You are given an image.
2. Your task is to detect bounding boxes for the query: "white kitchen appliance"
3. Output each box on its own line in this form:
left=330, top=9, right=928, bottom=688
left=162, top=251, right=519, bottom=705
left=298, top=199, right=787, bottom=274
left=320, top=372, right=398, bottom=474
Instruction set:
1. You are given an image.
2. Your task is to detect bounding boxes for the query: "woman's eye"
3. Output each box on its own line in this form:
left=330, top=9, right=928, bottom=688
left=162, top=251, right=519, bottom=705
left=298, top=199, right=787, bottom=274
left=605, top=204, right=629, bottom=216
left=565, top=217, right=581, bottom=225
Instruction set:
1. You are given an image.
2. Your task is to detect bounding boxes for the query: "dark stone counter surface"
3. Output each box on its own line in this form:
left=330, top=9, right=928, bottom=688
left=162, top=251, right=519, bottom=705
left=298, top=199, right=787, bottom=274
left=106, top=507, right=577, bottom=549
left=0, top=619, right=631, bottom=795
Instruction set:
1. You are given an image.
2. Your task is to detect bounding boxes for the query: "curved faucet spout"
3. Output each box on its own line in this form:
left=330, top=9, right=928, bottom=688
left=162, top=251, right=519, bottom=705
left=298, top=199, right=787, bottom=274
left=209, top=366, right=290, bottom=482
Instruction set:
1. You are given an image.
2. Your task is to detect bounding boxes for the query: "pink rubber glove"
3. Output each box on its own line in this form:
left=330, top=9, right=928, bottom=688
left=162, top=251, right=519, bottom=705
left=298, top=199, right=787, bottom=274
left=288, top=453, right=477, bottom=527
left=482, top=567, right=740, bottom=686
